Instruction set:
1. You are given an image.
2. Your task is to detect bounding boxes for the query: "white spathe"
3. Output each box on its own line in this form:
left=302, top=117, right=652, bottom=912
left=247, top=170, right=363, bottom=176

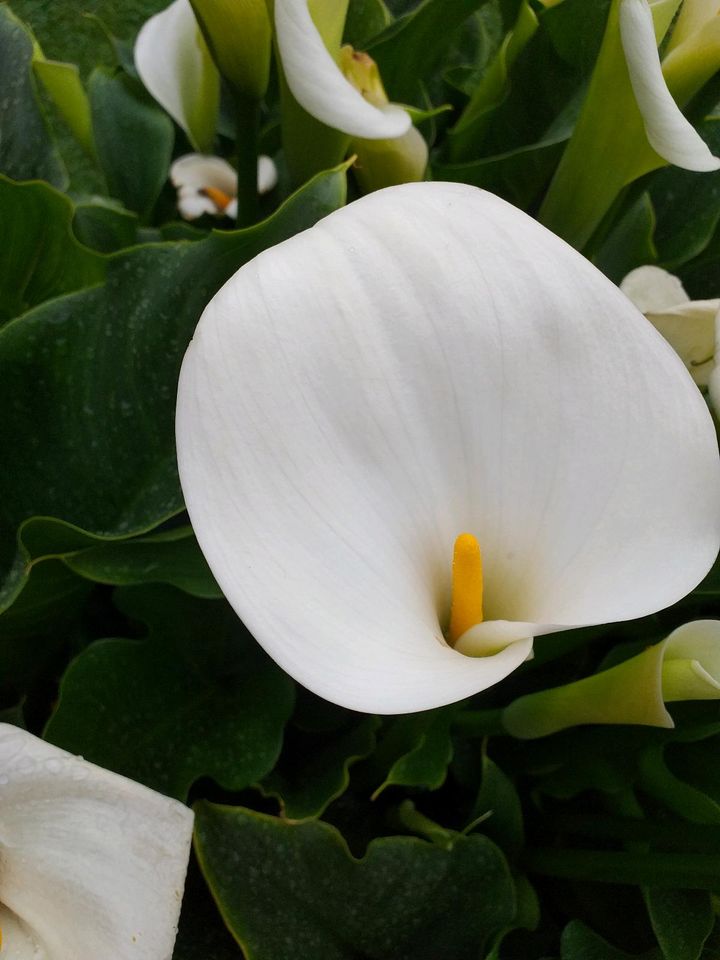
left=170, top=153, right=278, bottom=219
left=135, top=0, right=219, bottom=153
left=619, top=0, right=720, bottom=171
left=0, top=724, right=194, bottom=960
left=176, top=182, right=720, bottom=714
left=274, top=0, right=410, bottom=139
left=620, top=265, right=720, bottom=386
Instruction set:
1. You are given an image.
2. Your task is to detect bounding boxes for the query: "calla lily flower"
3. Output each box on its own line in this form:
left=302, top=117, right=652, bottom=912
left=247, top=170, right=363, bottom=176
left=619, top=0, right=720, bottom=172
left=176, top=182, right=720, bottom=714
left=170, top=153, right=278, bottom=219
left=503, top=620, right=720, bottom=738
left=620, top=265, right=720, bottom=386
left=274, top=0, right=411, bottom=139
left=0, top=723, right=193, bottom=959
left=135, top=0, right=220, bottom=153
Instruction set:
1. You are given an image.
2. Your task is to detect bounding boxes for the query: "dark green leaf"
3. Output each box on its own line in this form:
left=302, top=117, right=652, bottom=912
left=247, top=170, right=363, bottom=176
left=0, top=175, right=105, bottom=323
left=372, top=705, right=457, bottom=797
left=194, top=803, right=517, bottom=960
left=344, top=0, right=392, bottom=47
left=369, top=0, right=489, bottom=102
left=645, top=888, right=714, bottom=960
left=0, top=559, right=91, bottom=691
left=44, top=585, right=295, bottom=800
left=73, top=199, right=138, bottom=253
left=260, top=714, right=379, bottom=819
left=0, top=5, right=65, bottom=185
left=592, top=193, right=657, bottom=285
left=89, top=67, right=174, bottom=218
left=0, top=166, right=347, bottom=593
left=470, top=750, right=524, bottom=859
left=648, top=116, right=720, bottom=269
left=64, top=526, right=222, bottom=598
left=561, top=920, right=660, bottom=960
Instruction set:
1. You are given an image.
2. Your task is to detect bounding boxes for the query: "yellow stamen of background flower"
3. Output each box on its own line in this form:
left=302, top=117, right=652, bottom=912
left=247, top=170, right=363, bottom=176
left=200, top=186, right=233, bottom=212
left=449, top=533, right=484, bottom=644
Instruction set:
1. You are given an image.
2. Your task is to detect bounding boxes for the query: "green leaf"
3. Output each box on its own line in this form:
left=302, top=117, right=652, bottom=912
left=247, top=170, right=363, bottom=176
left=645, top=888, right=714, bottom=960
left=470, top=750, right=524, bottom=860
left=0, top=559, right=92, bottom=692
left=33, top=55, right=95, bottom=156
left=561, top=920, right=660, bottom=960
left=344, top=0, right=392, bottom=47
left=44, top=585, right=295, bottom=800
left=89, top=67, right=174, bottom=219
left=0, top=165, right=348, bottom=594
left=433, top=127, right=569, bottom=209
left=63, top=526, right=221, bottom=597
left=260, top=714, right=380, bottom=819
left=372, top=705, right=457, bottom=798
left=0, top=5, right=65, bottom=185
left=194, top=804, right=517, bottom=960
left=592, top=192, right=658, bottom=284
left=648, top=116, right=720, bottom=269
left=369, top=0, right=489, bottom=103
left=638, top=745, right=720, bottom=826
left=73, top=199, right=138, bottom=253
left=0, top=175, right=106, bottom=323
left=447, top=0, right=538, bottom=162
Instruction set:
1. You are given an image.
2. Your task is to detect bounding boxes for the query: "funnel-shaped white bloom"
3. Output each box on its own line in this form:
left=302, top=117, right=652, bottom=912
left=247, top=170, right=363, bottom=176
left=170, top=153, right=278, bottom=219
left=176, top=182, right=720, bottom=714
left=620, top=265, right=720, bottom=386
left=0, top=723, right=193, bottom=959
left=135, top=0, right=220, bottom=153
left=274, top=0, right=410, bottom=139
left=619, top=0, right=720, bottom=171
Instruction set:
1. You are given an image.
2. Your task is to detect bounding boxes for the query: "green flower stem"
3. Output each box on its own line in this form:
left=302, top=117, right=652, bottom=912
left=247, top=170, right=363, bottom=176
left=523, top=847, right=720, bottom=890
left=234, top=92, right=260, bottom=227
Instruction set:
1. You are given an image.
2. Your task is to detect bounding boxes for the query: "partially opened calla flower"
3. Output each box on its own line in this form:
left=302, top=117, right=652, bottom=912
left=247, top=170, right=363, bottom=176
left=135, top=0, right=220, bottom=153
left=176, top=182, right=720, bottom=714
left=619, top=0, right=720, bottom=171
left=0, top=723, right=193, bottom=959
left=620, top=265, right=720, bottom=386
left=170, top=153, right=278, bottom=219
left=274, top=0, right=411, bottom=139
left=503, top=620, right=720, bottom=738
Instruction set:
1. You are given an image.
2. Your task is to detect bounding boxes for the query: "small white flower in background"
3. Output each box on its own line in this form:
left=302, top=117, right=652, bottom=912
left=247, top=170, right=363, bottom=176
left=135, top=0, right=220, bottom=153
left=176, top=181, right=720, bottom=715
left=503, top=620, right=720, bottom=738
left=619, top=0, right=720, bottom=172
left=0, top=723, right=193, bottom=960
left=620, top=265, right=720, bottom=387
left=170, top=153, right=278, bottom=220
left=274, top=0, right=411, bottom=139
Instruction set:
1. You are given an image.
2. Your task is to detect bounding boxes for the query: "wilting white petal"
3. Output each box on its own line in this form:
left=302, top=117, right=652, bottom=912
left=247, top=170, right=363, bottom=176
left=620, top=0, right=720, bottom=171
left=274, top=0, right=410, bottom=139
left=621, top=266, right=719, bottom=386
left=0, top=724, right=194, bottom=960
left=135, top=0, right=219, bottom=152
left=177, top=182, right=720, bottom=713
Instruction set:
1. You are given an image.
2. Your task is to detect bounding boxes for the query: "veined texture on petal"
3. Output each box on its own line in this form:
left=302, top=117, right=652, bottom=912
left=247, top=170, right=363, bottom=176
left=176, top=182, right=720, bottom=714
left=620, top=265, right=720, bottom=386
left=135, top=0, right=220, bottom=153
left=0, top=723, right=194, bottom=960
left=274, top=0, right=411, bottom=139
left=619, top=0, right=720, bottom=171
